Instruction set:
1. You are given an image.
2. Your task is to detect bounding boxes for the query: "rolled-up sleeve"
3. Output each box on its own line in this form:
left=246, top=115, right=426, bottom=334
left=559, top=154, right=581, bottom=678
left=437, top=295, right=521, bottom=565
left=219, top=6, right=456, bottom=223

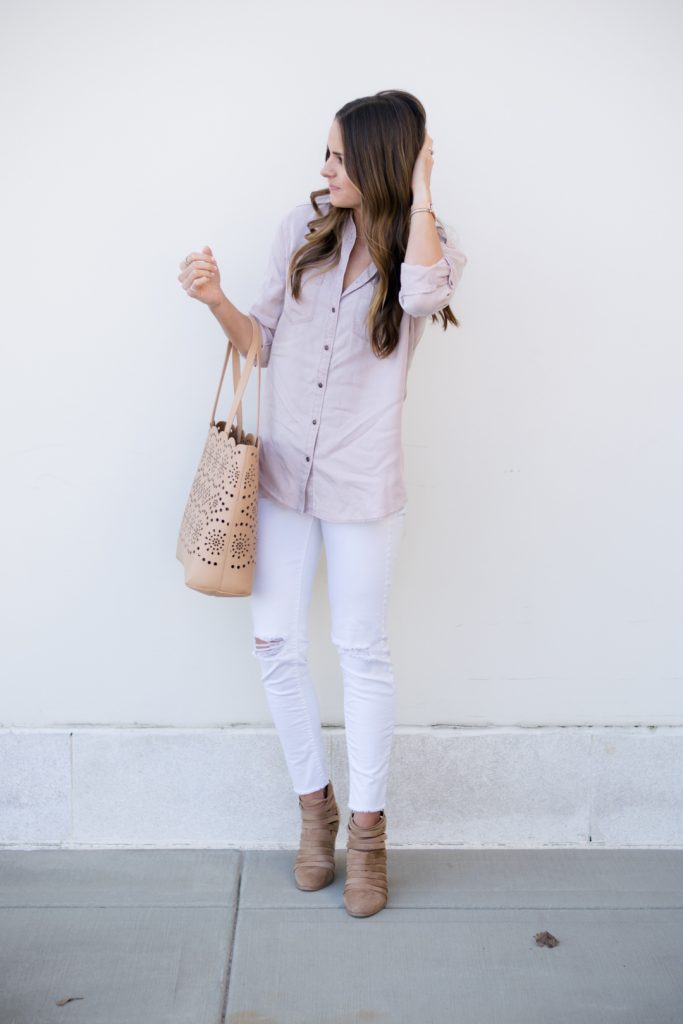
left=247, top=212, right=289, bottom=367
left=398, top=221, right=467, bottom=318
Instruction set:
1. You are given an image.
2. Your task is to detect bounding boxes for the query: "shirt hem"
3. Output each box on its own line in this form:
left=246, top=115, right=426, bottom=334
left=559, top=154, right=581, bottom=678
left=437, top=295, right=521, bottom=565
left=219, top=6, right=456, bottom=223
left=258, top=483, right=408, bottom=523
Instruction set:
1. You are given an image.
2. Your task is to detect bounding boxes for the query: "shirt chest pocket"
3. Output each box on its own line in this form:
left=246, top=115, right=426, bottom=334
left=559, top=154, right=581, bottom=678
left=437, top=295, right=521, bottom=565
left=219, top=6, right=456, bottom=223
left=282, top=268, right=325, bottom=324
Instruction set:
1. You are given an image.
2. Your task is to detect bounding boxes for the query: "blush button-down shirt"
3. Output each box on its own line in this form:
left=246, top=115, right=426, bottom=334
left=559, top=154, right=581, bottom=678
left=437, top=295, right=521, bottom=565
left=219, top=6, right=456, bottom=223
left=248, top=195, right=467, bottom=522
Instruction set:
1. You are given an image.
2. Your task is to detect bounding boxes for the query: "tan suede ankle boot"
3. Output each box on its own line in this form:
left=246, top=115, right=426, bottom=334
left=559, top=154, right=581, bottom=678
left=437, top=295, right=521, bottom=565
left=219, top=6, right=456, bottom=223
left=343, top=810, right=388, bottom=917
left=293, top=781, right=340, bottom=891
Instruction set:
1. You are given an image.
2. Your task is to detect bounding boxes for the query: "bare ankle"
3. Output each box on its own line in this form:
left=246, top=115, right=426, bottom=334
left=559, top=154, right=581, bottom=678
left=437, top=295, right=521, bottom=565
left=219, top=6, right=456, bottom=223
left=352, top=810, right=382, bottom=827
left=300, top=784, right=328, bottom=804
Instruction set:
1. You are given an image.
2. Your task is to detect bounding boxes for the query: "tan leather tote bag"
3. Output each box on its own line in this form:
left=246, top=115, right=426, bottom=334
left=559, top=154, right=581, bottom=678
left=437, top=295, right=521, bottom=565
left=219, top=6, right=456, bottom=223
left=176, top=314, right=262, bottom=596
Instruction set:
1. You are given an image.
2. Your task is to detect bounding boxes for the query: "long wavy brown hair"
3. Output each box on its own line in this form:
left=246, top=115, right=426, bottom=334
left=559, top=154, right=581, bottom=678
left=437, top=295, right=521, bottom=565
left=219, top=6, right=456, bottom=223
left=287, top=89, right=461, bottom=360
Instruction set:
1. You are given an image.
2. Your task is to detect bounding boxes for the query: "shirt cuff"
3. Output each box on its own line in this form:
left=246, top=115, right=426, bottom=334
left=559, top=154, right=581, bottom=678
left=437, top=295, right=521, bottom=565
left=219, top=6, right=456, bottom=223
left=398, top=220, right=467, bottom=317
left=399, top=249, right=466, bottom=317
left=400, top=253, right=456, bottom=295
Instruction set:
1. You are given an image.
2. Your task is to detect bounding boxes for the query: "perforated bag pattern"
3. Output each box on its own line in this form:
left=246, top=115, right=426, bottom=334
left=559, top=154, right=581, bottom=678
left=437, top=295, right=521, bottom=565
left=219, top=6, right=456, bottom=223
left=176, top=315, right=262, bottom=597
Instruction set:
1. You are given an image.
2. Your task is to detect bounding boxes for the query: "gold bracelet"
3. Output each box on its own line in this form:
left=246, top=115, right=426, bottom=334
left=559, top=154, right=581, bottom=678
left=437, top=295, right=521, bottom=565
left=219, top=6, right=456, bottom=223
left=410, top=202, right=435, bottom=220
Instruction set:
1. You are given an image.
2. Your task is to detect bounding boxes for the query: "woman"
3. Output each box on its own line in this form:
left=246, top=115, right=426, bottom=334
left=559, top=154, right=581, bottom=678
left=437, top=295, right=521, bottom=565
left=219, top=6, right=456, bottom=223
left=178, top=89, right=467, bottom=917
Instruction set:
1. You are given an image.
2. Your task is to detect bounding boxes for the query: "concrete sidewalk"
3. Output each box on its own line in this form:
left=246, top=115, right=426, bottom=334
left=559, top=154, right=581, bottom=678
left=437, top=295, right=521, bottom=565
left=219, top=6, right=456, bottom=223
left=0, top=847, right=682, bottom=1023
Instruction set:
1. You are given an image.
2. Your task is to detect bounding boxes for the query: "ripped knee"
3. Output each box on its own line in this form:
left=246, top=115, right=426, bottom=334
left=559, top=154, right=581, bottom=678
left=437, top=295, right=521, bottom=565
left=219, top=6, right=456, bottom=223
left=332, top=634, right=390, bottom=657
left=253, top=635, right=287, bottom=658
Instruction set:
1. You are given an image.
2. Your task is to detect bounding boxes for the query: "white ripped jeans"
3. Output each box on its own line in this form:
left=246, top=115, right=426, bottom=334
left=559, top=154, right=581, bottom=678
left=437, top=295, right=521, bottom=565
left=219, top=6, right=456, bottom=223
left=249, top=493, right=407, bottom=813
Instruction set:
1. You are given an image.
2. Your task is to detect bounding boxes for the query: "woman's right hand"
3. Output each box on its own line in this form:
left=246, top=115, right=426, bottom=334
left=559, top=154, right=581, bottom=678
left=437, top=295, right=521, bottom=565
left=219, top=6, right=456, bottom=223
left=178, top=245, right=224, bottom=308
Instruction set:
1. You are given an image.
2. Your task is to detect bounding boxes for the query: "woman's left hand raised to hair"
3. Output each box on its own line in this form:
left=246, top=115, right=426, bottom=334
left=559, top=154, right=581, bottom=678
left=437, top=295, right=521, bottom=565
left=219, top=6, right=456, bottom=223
left=411, top=131, right=434, bottom=204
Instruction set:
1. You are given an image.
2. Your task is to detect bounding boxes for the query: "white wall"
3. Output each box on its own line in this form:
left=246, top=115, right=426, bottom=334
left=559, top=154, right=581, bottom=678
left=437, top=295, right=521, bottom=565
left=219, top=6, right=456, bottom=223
left=2, top=0, right=682, bottom=730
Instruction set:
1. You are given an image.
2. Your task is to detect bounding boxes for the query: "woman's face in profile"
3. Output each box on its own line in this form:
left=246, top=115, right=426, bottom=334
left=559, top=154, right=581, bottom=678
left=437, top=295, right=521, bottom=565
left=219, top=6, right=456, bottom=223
left=320, top=119, right=360, bottom=208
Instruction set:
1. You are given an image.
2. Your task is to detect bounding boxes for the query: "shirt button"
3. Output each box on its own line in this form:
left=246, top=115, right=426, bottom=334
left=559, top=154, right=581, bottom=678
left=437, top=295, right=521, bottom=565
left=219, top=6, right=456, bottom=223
left=324, top=344, right=329, bottom=350
left=318, top=382, right=323, bottom=387
left=312, top=419, right=317, bottom=424
left=332, top=306, right=336, bottom=312
left=305, top=456, right=310, bottom=461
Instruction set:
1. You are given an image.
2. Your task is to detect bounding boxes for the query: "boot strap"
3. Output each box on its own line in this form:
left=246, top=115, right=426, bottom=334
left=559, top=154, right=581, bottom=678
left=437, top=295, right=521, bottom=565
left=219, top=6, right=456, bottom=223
left=294, top=799, right=340, bottom=871
left=345, top=819, right=388, bottom=896
left=344, top=848, right=388, bottom=897
left=299, top=802, right=340, bottom=827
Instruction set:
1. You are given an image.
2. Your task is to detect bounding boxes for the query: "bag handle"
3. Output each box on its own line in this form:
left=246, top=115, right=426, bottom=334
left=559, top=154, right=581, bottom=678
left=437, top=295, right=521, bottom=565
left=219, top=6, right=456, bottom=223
left=209, top=314, right=262, bottom=439
left=227, top=315, right=261, bottom=438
